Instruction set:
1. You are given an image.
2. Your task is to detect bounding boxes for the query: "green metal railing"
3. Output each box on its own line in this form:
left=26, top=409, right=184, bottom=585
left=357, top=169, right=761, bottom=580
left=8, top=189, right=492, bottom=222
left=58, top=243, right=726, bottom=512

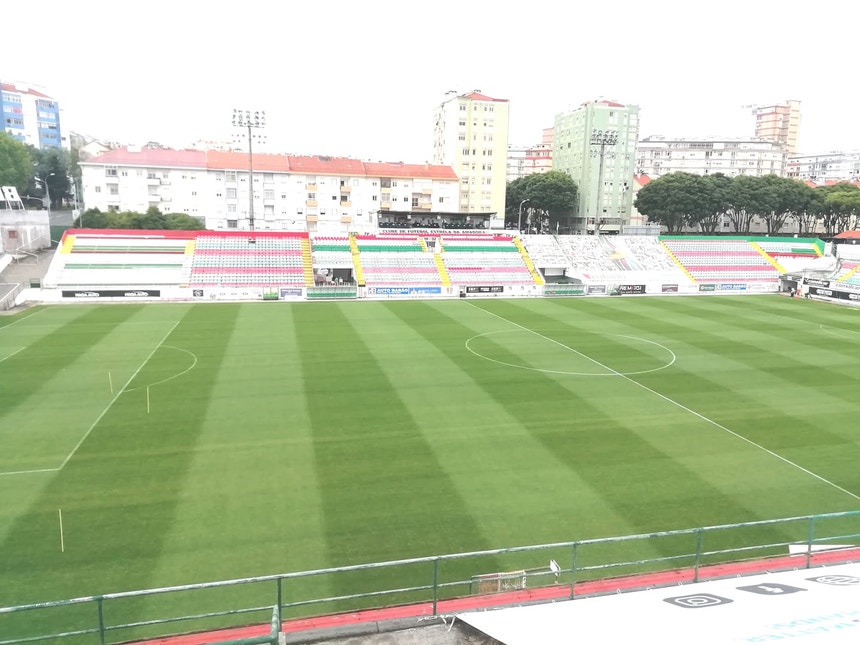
left=1, top=511, right=858, bottom=644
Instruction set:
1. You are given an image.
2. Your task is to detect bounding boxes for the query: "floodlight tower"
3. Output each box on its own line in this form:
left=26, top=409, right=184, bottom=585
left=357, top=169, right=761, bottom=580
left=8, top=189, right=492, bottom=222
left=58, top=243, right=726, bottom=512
left=589, top=129, right=618, bottom=236
left=232, top=109, right=266, bottom=231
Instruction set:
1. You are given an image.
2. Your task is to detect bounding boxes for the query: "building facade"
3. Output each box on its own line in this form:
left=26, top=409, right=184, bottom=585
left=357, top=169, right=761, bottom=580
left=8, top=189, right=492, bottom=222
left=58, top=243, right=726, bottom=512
left=1, top=81, right=66, bottom=149
left=432, top=90, right=510, bottom=227
left=506, top=128, right=553, bottom=183
left=754, top=100, right=801, bottom=155
left=785, top=151, right=860, bottom=182
left=636, top=137, right=787, bottom=178
left=553, top=100, right=639, bottom=234
left=79, top=148, right=461, bottom=233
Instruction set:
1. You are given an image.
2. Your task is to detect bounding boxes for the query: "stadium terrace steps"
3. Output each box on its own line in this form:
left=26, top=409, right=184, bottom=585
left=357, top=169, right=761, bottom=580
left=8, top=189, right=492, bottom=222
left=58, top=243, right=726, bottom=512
left=749, top=241, right=788, bottom=273
left=433, top=253, right=451, bottom=286
left=348, top=234, right=366, bottom=286
left=300, top=238, right=315, bottom=286
left=513, top=237, right=544, bottom=285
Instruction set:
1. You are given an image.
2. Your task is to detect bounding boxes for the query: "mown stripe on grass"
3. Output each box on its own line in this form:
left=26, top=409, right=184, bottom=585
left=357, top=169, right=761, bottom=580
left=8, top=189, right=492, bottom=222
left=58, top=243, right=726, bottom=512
left=532, top=297, right=860, bottom=504
left=293, top=302, right=501, bottom=597
left=0, top=303, right=237, bottom=622
left=393, top=301, right=794, bottom=553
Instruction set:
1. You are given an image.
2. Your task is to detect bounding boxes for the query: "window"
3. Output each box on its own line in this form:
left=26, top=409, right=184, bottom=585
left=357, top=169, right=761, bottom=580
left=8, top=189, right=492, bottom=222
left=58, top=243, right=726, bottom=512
left=109, top=185, right=119, bottom=195
left=438, top=197, right=444, bottom=203
left=121, top=171, right=128, bottom=177
left=281, top=193, right=287, bottom=199
left=95, top=186, right=102, bottom=193
left=340, top=195, right=348, bottom=203
left=307, top=192, right=316, bottom=199
left=372, top=195, right=378, bottom=201
left=332, top=195, right=337, bottom=201
left=227, top=204, right=236, bottom=213
left=226, top=188, right=237, bottom=198
left=191, top=191, right=197, bottom=196
left=226, top=171, right=237, bottom=181
left=403, top=197, right=408, bottom=202
left=227, top=219, right=238, bottom=229
left=105, top=167, right=117, bottom=177
left=264, top=190, right=274, bottom=199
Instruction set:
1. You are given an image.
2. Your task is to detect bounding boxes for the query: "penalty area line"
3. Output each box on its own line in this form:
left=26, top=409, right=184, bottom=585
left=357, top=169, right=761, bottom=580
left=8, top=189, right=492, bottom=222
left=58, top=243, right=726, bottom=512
left=467, top=302, right=860, bottom=502
left=57, top=319, right=182, bottom=471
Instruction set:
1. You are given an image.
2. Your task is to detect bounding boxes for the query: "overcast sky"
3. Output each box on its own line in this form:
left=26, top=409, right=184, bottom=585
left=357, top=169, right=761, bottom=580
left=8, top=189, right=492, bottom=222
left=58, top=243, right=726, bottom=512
left=5, top=0, right=858, bottom=161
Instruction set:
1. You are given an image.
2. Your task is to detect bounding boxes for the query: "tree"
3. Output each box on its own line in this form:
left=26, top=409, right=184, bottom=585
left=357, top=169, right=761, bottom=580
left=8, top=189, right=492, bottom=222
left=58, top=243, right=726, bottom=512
left=725, top=175, right=771, bottom=233
left=74, top=207, right=206, bottom=231
left=812, top=183, right=860, bottom=236
left=692, top=173, right=732, bottom=233
left=756, top=175, right=815, bottom=235
left=505, top=171, right=577, bottom=232
left=633, top=172, right=702, bottom=234
left=0, top=132, right=32, bottom=193
left=28, top=146, right=72, bottom=209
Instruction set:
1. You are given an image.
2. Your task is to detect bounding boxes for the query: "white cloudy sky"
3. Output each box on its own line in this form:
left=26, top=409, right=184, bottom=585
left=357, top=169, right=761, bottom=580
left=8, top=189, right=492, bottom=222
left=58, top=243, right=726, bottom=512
left=5, top=0, right=858, bottom=160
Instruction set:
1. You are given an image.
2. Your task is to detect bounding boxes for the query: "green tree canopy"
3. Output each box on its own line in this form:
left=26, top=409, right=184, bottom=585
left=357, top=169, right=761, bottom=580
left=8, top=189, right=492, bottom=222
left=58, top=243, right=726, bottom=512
left=28, top=146, right=72, bottom=208
left=633, top=172, right=703, bottom=234
left=506, top=171, right=578, bottom=232
left=0, top=133, right=32, bottom=193
left=75, top=207, right=206, bottom=230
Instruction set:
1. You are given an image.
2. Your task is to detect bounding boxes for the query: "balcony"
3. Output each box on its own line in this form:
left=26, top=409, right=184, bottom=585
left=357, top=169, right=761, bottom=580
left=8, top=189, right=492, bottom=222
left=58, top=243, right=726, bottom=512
left=381, top=202, right=391, bottom=210
left=306, top=215, right=318, bottom=223
left=146, top=176, right=159, bottom=185
left=340, top=200, right=352, bottom=207
left=381, top=186, right=391, bottom=193
left=339, top=185, right=351, bottom=193
left=413, top=203, right=432, bottom=211
left=421, top=188, right=432, bottom=195
left=306, top=199, right=318, bottom=207
left=306, top=183, right=317, bottom=191
left=340, top=215, right=352, bottom=224
left=160, top=178, right=171, bottom=185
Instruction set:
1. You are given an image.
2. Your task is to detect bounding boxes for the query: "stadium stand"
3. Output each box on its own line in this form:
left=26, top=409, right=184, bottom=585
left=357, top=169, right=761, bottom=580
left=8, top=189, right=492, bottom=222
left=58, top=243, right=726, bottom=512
left=350, top=234, right=445, bottom=287
left=661, top=237, right=781, bottom=283
left=43, top=230, right=195, bottom=288
left=189, top=231, right=311, bottom=287
left=441, top=234, right=537, bottom=285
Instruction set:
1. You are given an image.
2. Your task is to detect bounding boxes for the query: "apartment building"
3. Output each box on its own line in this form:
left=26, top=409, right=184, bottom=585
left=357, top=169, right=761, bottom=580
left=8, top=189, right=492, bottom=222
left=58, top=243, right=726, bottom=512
left=754, top=100, right=801, bottom=155
left=785, top=150, right=860, bottom=183
left=79, top=148, right=460, bottom=233
left=432, top=90, right=510, bottom=227
left=507, top=128, right=553, bottom=182
left=553, top=100, right=639, bottom=234
left=636, top=137, right=786, bottom=178
left=1, top=81, right=66, bottom=149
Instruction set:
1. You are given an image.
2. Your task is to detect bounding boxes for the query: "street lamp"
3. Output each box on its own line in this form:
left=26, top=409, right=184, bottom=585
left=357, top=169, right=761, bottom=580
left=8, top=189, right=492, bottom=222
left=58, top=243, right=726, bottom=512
left=518, top=199, right=530, bottom=233
left=34, top=172, right=55, bottom=219
left=590, top=129, right=619, bottom=236
left=232, top=109, right=266, bottom=232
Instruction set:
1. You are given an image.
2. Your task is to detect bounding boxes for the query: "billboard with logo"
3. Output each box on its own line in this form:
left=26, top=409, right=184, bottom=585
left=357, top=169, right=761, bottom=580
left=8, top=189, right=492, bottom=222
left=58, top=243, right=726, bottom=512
left=61, top=290, right=161, bottom=298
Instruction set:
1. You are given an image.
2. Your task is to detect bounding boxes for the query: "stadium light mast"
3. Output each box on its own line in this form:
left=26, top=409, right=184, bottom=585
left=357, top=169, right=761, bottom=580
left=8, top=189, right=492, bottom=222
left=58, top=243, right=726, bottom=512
left=590, top=129, right=618, bottom=236
left=518, top=199, right=530, bottom=233
left=232, top=109, right=266, bottom=232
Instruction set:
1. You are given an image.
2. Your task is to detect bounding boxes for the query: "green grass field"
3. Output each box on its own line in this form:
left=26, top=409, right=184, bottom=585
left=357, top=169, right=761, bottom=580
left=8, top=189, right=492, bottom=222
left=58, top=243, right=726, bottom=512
left=1, top=296, right=859, bottom=637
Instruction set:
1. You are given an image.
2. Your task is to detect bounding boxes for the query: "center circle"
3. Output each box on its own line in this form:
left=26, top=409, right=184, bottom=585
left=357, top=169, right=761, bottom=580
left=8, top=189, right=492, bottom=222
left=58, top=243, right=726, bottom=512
left=464, top=329, right=676, bottom=376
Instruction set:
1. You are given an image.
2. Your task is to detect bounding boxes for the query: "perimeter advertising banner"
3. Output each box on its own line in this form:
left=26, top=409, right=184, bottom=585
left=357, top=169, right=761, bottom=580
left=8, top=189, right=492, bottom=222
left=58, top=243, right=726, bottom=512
left=465, top=286, right=503, bottom=294
left=616, top=284, right=646, bottom=294
left=370, top=286, right=443, bottom=296
left=61, top=290, right=161, bottom=298
left=809, top=286, right=860, bottom=301
left=717, top=283, right=747, bottom=291
left=662, top=284, right=679, bottom=293
left=587, top=285, right=607, bottom=294
left=698, top=284, right=716, bottom=292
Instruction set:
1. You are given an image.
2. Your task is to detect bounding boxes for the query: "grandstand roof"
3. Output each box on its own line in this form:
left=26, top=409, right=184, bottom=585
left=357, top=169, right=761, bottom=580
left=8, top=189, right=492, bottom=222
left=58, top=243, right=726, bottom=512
left=1, top=82, right=52, bottom=98
left=834, top=230, right=860, bottom=239
left=80, top=148, right=458, bottom=180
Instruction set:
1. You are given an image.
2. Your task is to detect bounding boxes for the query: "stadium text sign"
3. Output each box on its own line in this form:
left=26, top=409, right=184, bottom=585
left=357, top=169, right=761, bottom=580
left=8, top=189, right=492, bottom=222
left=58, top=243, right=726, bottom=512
left=662, top=284, right=679, bottom=293
left=616, top=284, right=646, bottom=294
left=370, top=287, right=443, bottom=295
left=61, top=290, right=161, bottom=298
left=465, top=286, right=504, bottom=294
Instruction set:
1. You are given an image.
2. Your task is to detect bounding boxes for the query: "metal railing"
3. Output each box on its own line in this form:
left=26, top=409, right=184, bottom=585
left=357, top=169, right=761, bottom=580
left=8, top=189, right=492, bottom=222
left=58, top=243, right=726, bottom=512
left=0, top=283, right=24, bottom=311
left=1, top=511, right=858, bottom=644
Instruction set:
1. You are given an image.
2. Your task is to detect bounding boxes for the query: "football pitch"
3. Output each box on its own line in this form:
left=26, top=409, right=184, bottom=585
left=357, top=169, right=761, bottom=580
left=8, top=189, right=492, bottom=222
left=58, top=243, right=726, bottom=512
left=1, top=296, right=859, bottom=628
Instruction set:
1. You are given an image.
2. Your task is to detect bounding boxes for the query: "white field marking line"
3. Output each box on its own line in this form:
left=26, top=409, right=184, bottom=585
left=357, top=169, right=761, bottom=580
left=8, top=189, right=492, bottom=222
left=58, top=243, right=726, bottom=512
left=464, top=329, right=676, bottom=377
left=56, top=319, right=182, bottom=471
left=819, top=324, right=860, bottom=340
left=0, top=309, right=45, bottom=330
left=125, top=345, right=198, bottom=392
left=467, top=302, right=860, bottom=502
left=0, top=347, right=25, bottom=363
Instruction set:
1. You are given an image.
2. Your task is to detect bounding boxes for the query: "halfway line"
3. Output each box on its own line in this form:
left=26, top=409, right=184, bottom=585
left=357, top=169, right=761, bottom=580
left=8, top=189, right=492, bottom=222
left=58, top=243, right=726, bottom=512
left=467, top=302, right=860, bottom=502
left=57, top=319, right=182, bottom=471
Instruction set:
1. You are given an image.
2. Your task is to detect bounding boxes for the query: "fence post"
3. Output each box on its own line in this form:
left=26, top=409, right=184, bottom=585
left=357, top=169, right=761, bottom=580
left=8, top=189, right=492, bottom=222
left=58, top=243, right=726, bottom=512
left=570, top=543, right=578, bottom=599
left=432, top=558, right=439, bottom=616
left=806, top=516, right=817, bottom=569
left=693, top=528, right=703, bottom=582
left=276, top=578, right=283, bottom=616
left=96, top=597, right=106, bottom=645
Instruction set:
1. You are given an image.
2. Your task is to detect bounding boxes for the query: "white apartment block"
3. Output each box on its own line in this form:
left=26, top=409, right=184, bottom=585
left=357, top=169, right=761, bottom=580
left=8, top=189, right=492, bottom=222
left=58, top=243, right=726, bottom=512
left=785, top=151, right=860, bottom=183
left=506, top=142, right=552, bottom=183
left=433, top=90, right=510, bottom=227
left=79, top=148, right=460, bottom=233
left=636, top=136, right=786, bottom=178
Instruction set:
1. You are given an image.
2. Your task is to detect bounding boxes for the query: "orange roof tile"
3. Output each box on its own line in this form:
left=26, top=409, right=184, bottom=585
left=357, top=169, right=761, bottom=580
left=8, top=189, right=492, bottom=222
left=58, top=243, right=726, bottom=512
left=81, top=148, right=458, bottom=180
left=287, top=155, right=367, bottom=176
left=461, top=92, right=508, bottom=103
left=633, top=174, right=652, bottom=186
left=363, top=162, right=458, bottom=181
left=1, top=82, right=52, bottom=98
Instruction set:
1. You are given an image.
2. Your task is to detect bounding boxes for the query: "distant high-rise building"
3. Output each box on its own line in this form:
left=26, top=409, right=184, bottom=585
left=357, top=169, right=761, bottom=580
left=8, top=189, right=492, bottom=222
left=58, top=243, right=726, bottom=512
left=553, top=100, right=639, bottom=234
left=0, top=81, right=66, bottom=149
left=636, top=136, right=786, bottom=178
left=433, top=90, right=510, bottom=228
left=506, top=127, right=553, bottom=183
left=754, top=100, right=801, bottom=155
